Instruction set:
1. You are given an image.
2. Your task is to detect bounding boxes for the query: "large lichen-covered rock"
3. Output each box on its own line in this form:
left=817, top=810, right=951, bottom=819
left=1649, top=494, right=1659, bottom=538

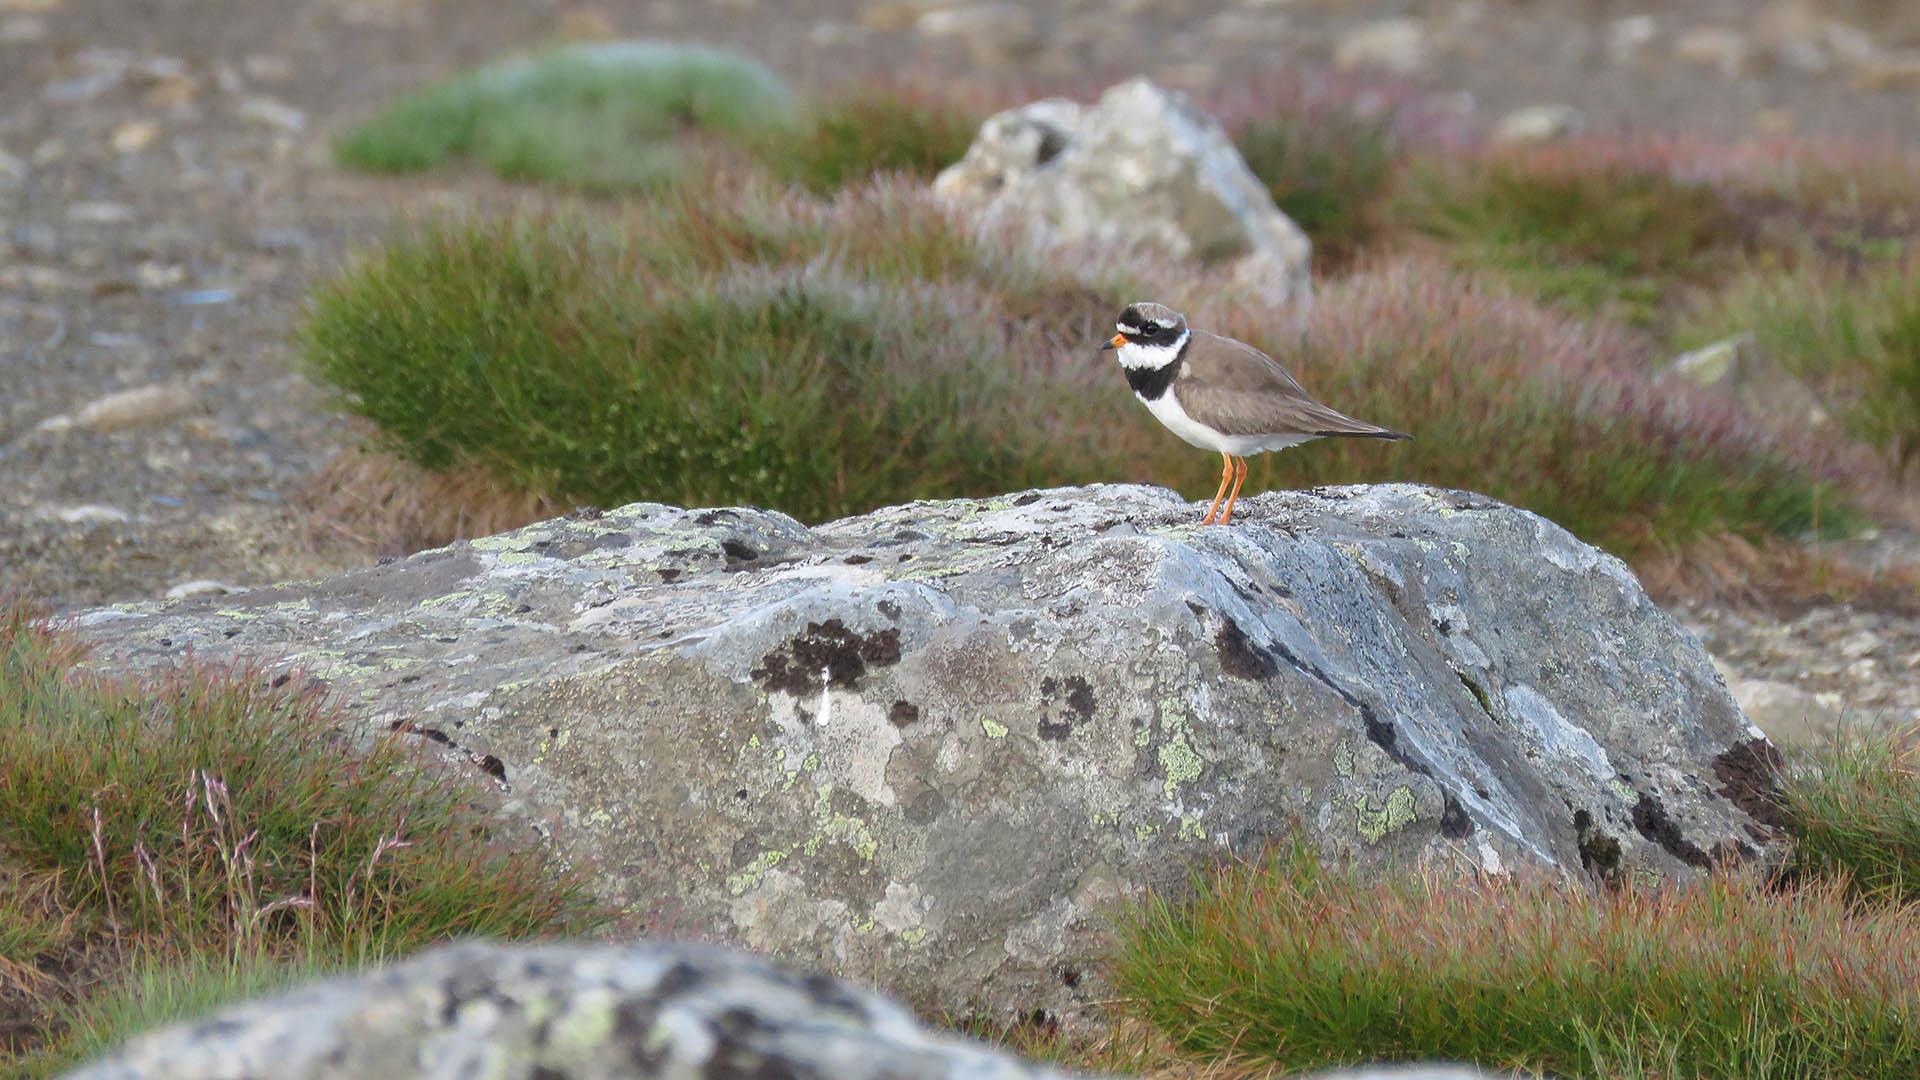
left=63, top=941, right=1081, bottom=1080
left=70, top=484, right=1783, bottom=1028
left=932, top=78, right=1313, bottom=306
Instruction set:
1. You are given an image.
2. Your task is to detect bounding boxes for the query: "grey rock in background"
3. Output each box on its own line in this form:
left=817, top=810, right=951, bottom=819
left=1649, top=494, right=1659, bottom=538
left=71, top=483, right=1784, bottom=1028
left=934, top=79, right=1313, bottom=306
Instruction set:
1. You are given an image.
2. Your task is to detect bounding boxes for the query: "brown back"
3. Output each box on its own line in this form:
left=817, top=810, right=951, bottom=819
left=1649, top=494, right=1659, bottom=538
left=1172, top=331, right=1405, bottom=439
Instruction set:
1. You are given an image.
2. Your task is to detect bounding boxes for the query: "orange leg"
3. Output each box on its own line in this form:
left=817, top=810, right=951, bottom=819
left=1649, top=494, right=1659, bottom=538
left=1218, top=456, right=1249, bottom=525
left=1199, top=452, right=1233, bottom=525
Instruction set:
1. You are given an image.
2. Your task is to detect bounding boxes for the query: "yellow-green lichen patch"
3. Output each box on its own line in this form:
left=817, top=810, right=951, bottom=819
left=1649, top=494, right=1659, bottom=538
left=725, top=849, right=789, bottom=896
left=1354, top=786, right=1418, bottom=843
left=899, top=926, right=930, bottom=947
left=1156, top=709, right=1204, bottom=798
left=981, top=718, right=1009, bottom=739
left=468, top=532, right=537, bottom=554
left=1134, top=823, right=1158, bottom=840
left=1133, top=724, right=1152, bottom=749
left=1610, top=778, right=1638, bottom=804
left=803, top=785, right=879, bottom=864
left=1333, top=740, right=1356, bottom=779
left=542, top=989, right=618, bottom=1055
left=781, top=751, right=819, bottom=792
left=531, top=726, right=572, bottom=765
left=1178, top=816, right=1205, bottom=841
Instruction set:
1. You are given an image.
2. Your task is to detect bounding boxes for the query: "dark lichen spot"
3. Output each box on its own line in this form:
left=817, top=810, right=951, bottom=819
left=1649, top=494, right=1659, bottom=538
left=750, top=619, right=903, bottom=695
left=475, top=754, right=507, bottom=782
left=694, top=510, right=735, bottom=526
left=876, top=598, right=901, bottom=619
left=720, top=539, right=759, bottom=565
left=656, top=567, right=682, bottom=583
left=158, top=638, right=173, bottom=648
left=547, top=727, right=559, bottom=738
left=1440, top=792, right=1473, bottom=838
left=1021, top=1008, right=1060, bottom=1039
left=843, top=553, right=873, bottom=565
left=1712, top=737, right=1788, bottom=830
left=889, top=700, right=920, bottom=727
left=1013, top=492, right=1044, bottom=506
left=1574, top=808, right=1623, bottom=882
left=1037, top=675, right=1096, bottom=740
left=271, top=673, right=290, bottom=689
left=1036, top=126, right=1065, bottom=166
left=1059, top=966, right=1082, bottom=988
left=1215, top=618, right=1278, bottom=681
left=389, top=719, right=453, bottom=746
left=1630, top=791, right=1710, bottom=868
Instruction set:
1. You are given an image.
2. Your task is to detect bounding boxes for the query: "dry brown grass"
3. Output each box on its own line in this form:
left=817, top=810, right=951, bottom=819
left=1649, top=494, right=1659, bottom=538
left=298, top=444, right=562, bottom=558
left=1640, top=531, right=1920, bottom=615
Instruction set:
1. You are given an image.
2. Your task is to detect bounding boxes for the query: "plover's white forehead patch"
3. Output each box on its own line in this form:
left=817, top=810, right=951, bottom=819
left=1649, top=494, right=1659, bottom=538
left=1153, top=317, right=1176, bottom=328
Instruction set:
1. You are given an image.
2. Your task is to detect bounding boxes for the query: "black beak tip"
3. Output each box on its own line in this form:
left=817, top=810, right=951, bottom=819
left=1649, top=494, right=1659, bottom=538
left=1097, top=339, right=1118, bottom=352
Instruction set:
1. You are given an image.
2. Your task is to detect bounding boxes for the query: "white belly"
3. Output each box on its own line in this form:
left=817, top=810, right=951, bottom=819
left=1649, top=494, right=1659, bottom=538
left=1137, top=390, right=1313, bottom=456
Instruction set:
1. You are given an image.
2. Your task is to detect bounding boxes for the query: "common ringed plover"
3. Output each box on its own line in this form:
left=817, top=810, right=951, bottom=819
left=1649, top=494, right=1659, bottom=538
left=1100, top=302, right=1409, bottom=525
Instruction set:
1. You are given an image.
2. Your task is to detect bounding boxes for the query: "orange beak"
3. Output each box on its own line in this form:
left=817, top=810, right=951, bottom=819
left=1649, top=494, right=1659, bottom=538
left=1101, top=333, right=1126, bottom=352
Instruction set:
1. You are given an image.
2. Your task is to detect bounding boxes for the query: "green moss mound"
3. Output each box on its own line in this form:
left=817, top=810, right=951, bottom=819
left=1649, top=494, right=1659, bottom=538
left=334, top=42, right=795, bottom=190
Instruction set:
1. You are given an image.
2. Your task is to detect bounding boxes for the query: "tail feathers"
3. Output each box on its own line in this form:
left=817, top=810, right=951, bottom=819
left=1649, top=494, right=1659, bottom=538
left=1319, top=426, right=1412, bottom=441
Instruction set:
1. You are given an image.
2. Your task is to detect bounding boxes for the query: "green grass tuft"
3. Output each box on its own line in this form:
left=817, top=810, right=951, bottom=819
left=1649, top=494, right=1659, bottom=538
left=333, top=42, right=795, bottom=191
left=1784, top=729, right=1920, bottom=906
left=1676, top=263, right=1920, bottom=465
left=0, top=602, right=595, bottom=1073
left=299, top=192, right=1125, bottom=524
left=751, top=88, right=980, bottom=195
left=1110, top=844, right=1920, bottom=1079
left=1392, top=155, right=1749, bottom=325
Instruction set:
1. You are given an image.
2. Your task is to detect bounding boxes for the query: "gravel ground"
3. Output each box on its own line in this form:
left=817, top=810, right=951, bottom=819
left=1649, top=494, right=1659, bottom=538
left=4, top=0, right=1918, bottom=736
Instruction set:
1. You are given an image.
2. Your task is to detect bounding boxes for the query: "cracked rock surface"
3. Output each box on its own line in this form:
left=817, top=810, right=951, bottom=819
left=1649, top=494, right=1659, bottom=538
left=69, top=483, right=1785, bottom=1026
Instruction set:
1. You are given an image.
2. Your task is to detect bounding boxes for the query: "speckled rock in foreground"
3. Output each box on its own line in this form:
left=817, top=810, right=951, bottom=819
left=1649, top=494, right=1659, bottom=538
left=61, top=939, right=1509, bottom=1080
left=62, top=941, right=1082, bottom=1080
left=71, top=483, right=1784, bottom=1026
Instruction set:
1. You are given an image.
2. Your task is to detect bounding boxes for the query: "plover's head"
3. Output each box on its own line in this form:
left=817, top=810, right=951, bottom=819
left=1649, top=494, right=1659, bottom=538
left=1100, top=301, right=1189, bottom=370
